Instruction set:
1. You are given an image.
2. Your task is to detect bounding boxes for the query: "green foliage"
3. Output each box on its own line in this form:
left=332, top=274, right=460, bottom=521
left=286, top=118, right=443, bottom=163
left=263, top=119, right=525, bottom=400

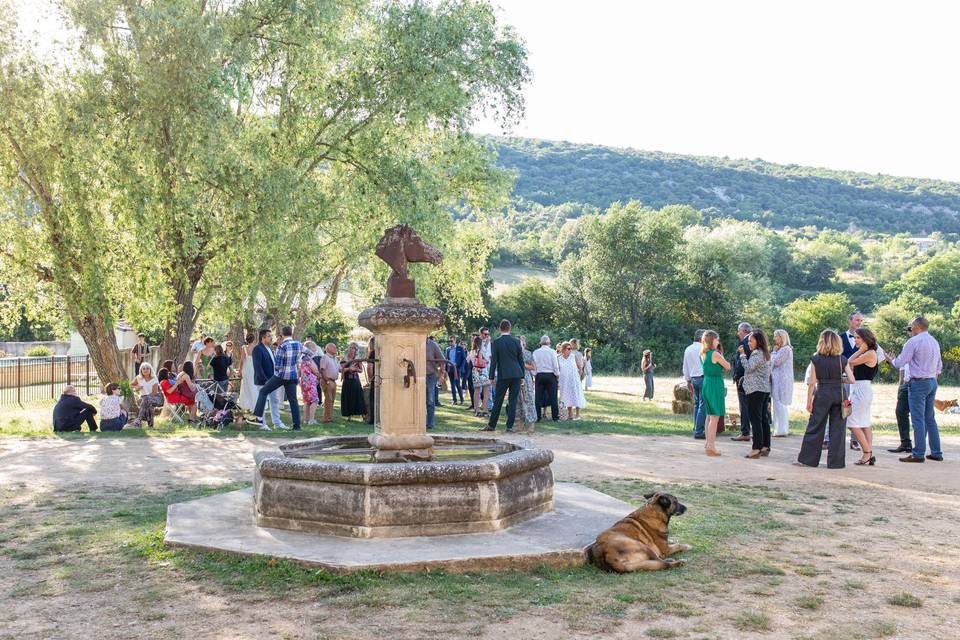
left=2, top=0, right=529, bottom=375
left=24, top=345, right=52, bottom=357
left=490, top=137, right=960, bottom=234
left=487, top=278, right=559, bottom=333
left=781, top=293, right=855, bottom=358
left=302, top=309, right=353, bottom=348
left=886, top=250, right=960, bottom=308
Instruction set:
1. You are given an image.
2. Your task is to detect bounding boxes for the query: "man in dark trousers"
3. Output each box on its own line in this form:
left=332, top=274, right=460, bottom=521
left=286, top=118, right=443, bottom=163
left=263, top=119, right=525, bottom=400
left=249, top=329, right=286, bottom=430
left=482, top=319, right=525, bottom=433
left=731, top=322, right=752, bottom=441
left=52, top=386, right=98, bottom=432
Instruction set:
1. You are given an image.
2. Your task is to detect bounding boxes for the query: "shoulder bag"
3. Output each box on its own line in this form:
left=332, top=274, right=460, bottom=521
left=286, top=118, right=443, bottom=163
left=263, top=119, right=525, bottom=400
left=839, top=356, right=852, bottom=418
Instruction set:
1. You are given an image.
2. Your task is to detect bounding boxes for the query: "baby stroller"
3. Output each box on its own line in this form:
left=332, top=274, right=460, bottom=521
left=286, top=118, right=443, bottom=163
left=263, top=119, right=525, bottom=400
left=195, top=380, right=239, bottom=430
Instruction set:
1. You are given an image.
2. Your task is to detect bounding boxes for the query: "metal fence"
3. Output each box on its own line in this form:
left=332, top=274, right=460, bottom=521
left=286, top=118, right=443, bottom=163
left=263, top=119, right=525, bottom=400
left=0, top=355, right=102, bottom=407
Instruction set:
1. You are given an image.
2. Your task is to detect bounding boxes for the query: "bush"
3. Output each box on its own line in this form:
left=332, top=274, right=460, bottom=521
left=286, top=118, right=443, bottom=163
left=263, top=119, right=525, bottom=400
left=25, top=345, right=53, bottom=357
left=302, top=309, right=352, bottom=348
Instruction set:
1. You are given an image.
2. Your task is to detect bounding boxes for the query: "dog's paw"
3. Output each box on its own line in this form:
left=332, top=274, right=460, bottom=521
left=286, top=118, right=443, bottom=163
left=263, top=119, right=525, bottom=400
left=678, top=544, right=692, bottom=552
left=666, top=559, right=686, bottom=568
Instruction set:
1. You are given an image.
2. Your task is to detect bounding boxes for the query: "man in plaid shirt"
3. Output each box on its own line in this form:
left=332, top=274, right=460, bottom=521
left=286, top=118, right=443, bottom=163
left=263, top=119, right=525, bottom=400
left=248, top=325, right=302, bottom=430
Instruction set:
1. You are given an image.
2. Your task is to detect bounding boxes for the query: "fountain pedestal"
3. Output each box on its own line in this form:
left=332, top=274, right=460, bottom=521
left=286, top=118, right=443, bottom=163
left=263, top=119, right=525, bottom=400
left=358, top=297, right=444, bottom=462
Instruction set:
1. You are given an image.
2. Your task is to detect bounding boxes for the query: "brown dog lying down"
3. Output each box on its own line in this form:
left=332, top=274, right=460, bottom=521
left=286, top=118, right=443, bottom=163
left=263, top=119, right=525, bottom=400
left=934, top=398, right=958, bottom=412
left=587, top=492, right=691, bottom=572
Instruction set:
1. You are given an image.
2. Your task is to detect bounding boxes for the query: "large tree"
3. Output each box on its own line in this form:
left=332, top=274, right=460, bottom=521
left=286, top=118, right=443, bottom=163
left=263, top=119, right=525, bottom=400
left=1, top=0, right=528, bottom=381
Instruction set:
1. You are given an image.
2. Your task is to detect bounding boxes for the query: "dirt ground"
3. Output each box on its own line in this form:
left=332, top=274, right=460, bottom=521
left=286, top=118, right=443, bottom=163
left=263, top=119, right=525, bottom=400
left=1, top=429, right=958, bottom=639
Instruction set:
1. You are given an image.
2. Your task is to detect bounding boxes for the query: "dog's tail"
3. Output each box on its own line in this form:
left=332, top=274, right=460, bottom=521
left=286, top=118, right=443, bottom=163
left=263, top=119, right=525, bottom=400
left=586, top=542, right=611, bottom=572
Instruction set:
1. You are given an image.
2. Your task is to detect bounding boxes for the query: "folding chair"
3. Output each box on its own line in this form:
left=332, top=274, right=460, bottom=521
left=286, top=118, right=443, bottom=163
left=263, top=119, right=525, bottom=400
left=161, top=388, right=188, bottom=424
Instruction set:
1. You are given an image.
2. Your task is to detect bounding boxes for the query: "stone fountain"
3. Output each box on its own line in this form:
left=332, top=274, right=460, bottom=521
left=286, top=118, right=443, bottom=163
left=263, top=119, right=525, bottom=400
left=164, top=225, right=631, bottom=572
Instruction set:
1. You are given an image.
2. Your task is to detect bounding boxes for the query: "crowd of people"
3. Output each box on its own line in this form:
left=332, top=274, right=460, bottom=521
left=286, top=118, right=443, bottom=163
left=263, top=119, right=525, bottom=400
left=434, top=322, right=593, bottom=433
left=55, top=305, right=946, bottom=470
left=679, top=312, right=945, bottom=467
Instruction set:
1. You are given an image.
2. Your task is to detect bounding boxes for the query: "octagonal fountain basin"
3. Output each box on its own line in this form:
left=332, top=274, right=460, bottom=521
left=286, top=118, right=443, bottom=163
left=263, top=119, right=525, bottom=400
left=253, top=435, right=554, bottom=539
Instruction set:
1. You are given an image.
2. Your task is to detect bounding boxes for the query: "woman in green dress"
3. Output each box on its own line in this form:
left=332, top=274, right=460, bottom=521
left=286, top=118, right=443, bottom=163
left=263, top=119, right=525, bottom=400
left=700, top=330, right=732, bottom=457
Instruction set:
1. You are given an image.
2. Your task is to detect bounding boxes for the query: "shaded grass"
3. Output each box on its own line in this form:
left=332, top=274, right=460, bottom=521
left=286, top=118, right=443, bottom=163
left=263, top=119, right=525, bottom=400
left=0, top=479, right=820, bottom=634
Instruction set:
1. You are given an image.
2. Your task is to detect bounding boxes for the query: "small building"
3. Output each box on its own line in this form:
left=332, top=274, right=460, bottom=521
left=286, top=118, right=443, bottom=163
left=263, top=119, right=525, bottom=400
left=908, top=237, right=938, bottom=255
left=68, top=319, right=139, bottom=357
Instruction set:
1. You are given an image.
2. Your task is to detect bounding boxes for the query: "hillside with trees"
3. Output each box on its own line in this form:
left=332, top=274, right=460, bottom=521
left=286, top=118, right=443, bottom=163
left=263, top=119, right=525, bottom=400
left=488, top=137, right=960, bottom=235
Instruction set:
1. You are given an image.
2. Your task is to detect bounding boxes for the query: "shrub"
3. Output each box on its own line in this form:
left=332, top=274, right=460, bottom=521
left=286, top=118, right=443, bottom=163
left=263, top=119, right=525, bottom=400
left=25, top=345, right=53, bottom=357
left=886, top=592, right=922, bottom=608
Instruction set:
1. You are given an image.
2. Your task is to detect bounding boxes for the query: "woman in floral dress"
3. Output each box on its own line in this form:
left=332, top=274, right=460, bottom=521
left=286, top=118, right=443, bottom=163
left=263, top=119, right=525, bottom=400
left=518, top=336, right=538, bottom=432
left=299, top=354, right=320, bottom=425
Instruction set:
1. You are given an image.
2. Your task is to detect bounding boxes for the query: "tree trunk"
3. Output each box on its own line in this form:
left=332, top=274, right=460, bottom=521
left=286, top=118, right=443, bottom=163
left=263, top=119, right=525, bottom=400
left=158, top=276, right=201, bottom=366
left=228, top=320, right=246, bottom=366
left=291, top=295, right=311, bottom=340
left=75, top=313, right=127, bottom=386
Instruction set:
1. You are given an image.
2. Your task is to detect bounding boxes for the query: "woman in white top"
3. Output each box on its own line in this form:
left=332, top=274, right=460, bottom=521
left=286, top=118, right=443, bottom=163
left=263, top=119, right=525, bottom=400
left=239, top=334, right=259, bottom=411
left=558, top=342, right=587, bottom=420
left=770, top=330, right=795, bottom=437
left=99, top=383, right=128, bottom=431
left=130, top=362, right=164, bottom=428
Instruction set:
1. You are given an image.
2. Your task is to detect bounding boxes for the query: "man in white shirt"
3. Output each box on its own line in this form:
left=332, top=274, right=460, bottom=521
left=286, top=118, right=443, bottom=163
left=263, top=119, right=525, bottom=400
left=533, top=335, right=561, bottom=422
left=682, top=329, right=706, bottom=439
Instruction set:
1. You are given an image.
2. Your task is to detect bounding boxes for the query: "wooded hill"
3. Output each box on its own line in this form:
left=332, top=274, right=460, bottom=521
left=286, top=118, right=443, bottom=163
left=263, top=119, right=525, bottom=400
left=488, top=137, right=960, bottom=234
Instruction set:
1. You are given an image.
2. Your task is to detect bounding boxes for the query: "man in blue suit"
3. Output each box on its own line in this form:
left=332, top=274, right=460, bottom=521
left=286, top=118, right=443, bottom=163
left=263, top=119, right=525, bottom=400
left=251, top=329, right=286, bottom=430
left=482, top=319, right=525, bottom=433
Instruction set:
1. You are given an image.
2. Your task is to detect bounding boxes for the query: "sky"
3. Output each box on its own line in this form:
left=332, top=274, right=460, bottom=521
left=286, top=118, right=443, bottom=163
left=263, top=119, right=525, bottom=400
left=12, top=0, right=959, bottom=182
left=473, top=0, right=960, bottom=182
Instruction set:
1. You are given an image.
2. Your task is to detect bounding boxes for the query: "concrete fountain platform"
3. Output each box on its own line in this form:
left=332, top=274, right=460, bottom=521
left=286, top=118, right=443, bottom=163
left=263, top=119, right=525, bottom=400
left=164, top=483, right=630, bottom=573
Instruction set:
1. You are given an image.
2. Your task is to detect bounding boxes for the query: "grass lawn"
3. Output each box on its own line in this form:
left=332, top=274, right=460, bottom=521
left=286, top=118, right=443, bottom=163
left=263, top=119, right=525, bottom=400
left=1, top=477, right=931, bottom=638
left=3, top=375, right=957, bottom=439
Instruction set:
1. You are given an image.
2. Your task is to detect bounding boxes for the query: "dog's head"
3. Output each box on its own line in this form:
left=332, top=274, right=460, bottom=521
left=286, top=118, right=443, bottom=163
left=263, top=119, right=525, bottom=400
left=934, top=398, right=958, bottom=412
left=642, top=492, right=687, bottom=518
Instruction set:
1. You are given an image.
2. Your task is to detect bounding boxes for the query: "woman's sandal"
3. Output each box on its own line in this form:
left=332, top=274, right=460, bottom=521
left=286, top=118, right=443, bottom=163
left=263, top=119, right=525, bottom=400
left=854, top=451, right=876, bottom=466
left=745, top=450, right=761, bottom=459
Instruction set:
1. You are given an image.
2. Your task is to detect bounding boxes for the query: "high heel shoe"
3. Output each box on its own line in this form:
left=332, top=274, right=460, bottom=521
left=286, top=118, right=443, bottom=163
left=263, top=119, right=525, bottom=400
left=745, top=450, right=761, bottom=459
left=854, top=451, right=876, bottom=466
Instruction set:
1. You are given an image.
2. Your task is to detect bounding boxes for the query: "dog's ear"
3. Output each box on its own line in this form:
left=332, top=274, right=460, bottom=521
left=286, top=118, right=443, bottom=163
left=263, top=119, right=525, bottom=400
left=658, top=495, right=673, bottom=512
left=644, top=492, right=655, bottom=500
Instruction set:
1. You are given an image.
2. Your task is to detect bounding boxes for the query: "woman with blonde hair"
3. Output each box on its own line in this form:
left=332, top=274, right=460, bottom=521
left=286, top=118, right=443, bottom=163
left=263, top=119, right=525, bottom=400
left=130, top=362, right=164, bottom=428
left=700, top=330, right=731, bottom=456
left=795, top=330, right=856, bottom=469
left=771, top=329, right=794, bottom=437
left=558, top=341, right=587, bottom=420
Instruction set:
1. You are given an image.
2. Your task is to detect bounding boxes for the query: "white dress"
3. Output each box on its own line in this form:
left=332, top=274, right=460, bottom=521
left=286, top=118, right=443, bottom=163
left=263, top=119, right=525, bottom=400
left=583, top=360, right=593, bottom=390
left=559, top=353, right=587, bottom=409
left=239, top=350, right=258, bottom=411
left=847, top=355, right=876, bottom=430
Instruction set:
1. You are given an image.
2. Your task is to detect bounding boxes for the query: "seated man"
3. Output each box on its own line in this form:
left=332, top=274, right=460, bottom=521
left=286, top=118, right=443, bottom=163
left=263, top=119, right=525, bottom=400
left=53, top=386, right=98, bottom=432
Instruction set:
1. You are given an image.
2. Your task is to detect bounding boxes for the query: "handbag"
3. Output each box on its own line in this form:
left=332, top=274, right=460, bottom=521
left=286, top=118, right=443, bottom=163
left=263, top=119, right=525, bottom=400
left=839, top=357, right=852, bottom=418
